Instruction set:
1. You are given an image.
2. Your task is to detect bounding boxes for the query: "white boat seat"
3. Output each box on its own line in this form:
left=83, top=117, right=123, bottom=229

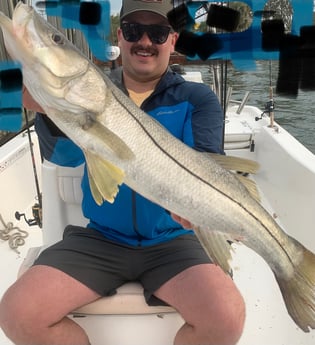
left=33, top=160, right=178, bottom=317
left=73, top=282, right=176, bottom=316
left=224, top=115, right=253, bottom=150
left=41, top=160, right=88, bottom=245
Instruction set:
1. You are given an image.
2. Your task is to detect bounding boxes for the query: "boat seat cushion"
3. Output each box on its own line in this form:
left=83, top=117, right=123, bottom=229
left=73, top=282, right=176, bottom=315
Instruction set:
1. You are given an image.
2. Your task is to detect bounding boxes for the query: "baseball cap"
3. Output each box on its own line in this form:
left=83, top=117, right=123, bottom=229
left=120, top=0, right=173, bottom=21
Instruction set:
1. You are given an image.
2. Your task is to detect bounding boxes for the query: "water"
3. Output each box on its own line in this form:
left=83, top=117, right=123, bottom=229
left=1, top=61, right=314, bottom=153
left=188, top=61, right=315, bottom=154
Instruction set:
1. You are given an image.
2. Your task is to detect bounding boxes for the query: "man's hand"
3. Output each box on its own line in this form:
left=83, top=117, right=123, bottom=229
left=170, top=213, right=193, bottom=229
left=23, top=86, right=44, bottom=113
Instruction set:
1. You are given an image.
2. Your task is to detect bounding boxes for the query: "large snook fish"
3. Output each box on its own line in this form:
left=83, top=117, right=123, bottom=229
left=0, top=2, right=314, bottom=332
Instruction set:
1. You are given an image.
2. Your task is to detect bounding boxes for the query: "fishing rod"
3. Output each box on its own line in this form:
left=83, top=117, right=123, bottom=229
left=255, top=60, right=277, bottom=130
left=268, top=60, right=275, bottom=128
left=15, top=108, right=42, bottom=228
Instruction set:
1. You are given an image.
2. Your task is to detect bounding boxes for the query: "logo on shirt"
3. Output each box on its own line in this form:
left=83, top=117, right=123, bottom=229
left=156, top=109, right=180, bottom=116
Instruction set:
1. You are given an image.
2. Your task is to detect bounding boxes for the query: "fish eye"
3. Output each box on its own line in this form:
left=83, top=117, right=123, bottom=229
left=52, top=33, right=64, bottom=45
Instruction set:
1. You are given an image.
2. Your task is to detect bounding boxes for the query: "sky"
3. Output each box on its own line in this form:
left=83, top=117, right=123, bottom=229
left=30, top=0, right=122, bottom=15
left=109, top=0, right=122, bottom=15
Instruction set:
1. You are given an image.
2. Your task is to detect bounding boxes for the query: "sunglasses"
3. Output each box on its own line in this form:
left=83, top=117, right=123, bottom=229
left=121, top=23, right=172, bottom=44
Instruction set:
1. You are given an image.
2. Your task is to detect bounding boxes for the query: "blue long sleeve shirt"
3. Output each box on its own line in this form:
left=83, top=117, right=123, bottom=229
left=35, top=68, right=224, bottom=246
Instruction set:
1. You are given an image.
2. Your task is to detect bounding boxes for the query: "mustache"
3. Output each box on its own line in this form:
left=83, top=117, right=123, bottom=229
left=130, top=44, right=159, bottom=56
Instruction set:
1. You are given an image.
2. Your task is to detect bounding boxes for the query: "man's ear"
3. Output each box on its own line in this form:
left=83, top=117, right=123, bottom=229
left=170, top=32, right=179, bottom=52
left=117, top=28, right=123, bottom=45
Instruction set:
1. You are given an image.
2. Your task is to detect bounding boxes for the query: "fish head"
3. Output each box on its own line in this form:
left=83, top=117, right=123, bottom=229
left=11, top=2, right=89, bottom=79
left=0, top=2, right=106, bottom=115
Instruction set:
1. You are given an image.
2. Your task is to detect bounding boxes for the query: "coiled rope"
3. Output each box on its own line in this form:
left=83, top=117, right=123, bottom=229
left=0, top=214, right=28, bottom=253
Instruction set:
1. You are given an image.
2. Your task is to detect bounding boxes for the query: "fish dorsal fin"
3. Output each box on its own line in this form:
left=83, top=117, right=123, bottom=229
left=84, top=150, right=125, bottom=205
left=207, top=153, right=260, bottom=202
left=234, top=174, right=261, bottom=202
left=207, top=153, right=260, bottom=174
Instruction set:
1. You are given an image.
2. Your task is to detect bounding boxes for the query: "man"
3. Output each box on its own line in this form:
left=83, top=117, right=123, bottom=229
left=0, top=1, right=245, bottom=344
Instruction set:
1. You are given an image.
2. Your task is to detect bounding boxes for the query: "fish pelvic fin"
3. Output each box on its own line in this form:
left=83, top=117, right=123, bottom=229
left=276, top=241, right=315, bottom=332
left=193, top=226, right=233, bottom=276
left=84, top=150, right=125, bottom=205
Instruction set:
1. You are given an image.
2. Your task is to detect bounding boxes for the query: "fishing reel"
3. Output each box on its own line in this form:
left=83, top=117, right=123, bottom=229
left=255, top=99, right=275, bottom=121
left=15, top=200, right=42, bottom=229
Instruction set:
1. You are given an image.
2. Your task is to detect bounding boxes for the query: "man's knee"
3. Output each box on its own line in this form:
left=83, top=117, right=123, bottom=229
left=207, top=291, right=245, bottom=345
left=0, top=284, right=46, bottom=343
left=1, top=289, right=29, bottom=339
left=222, top=296, right=246, bottom=344
left=195, top=287, right=245, bottom=345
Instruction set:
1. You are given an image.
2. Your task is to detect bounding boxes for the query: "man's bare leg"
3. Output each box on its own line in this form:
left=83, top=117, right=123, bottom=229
left=154, top=263, right=245, bottom=345
left=0, top=265, right=101, bottom=345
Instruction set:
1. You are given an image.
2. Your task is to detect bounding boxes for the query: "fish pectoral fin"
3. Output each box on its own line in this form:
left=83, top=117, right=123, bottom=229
left=193, top=226, right=234, bottom=277
left=207, top=153, right=260, bottom=174
left=87, top=122, right=135, bottom=161
left=84, top=150, right=125, bottom=205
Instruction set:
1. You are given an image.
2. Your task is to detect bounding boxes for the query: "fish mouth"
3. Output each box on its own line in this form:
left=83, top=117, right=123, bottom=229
left=0, top=2, right=37, bottom=66
left=9, top=2, right=42, bottom=54
left=12, top=1, right=34, bottom=35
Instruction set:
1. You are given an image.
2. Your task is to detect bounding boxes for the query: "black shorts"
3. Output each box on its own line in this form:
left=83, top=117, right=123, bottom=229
left=33, top=225, right=212, bottom=305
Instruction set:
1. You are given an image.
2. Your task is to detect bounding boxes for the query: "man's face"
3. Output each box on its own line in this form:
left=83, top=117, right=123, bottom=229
left=117, top=11, right=178, bottom=83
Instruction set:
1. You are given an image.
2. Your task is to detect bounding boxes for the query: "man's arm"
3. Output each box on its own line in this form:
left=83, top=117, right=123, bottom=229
left=189, top=83, right=224, bottom=154
left=23, top=86, right=44, bottom=113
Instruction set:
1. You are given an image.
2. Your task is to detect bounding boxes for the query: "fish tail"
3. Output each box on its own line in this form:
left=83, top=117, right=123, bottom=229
left=276, top=243, right=315, bottom=332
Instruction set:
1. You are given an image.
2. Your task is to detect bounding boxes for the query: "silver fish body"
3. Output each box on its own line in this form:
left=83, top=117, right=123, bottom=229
left=0, top=1, right=314, bottom=332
